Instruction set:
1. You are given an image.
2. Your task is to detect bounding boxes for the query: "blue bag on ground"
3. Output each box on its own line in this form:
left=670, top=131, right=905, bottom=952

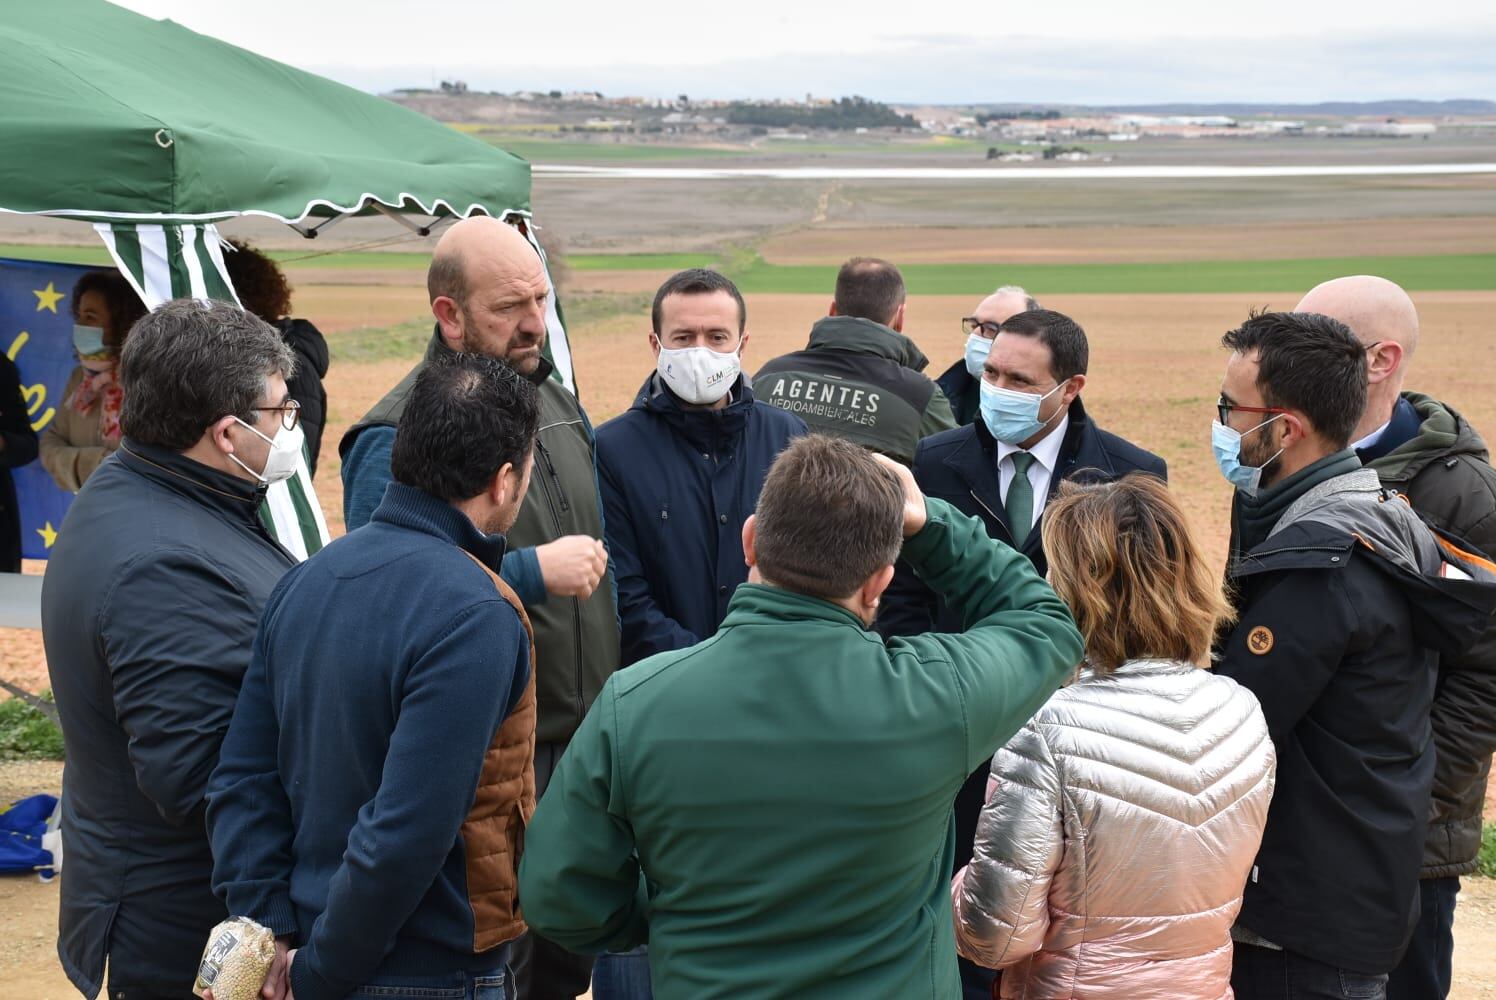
left=0, top=793, right=59, bottom=877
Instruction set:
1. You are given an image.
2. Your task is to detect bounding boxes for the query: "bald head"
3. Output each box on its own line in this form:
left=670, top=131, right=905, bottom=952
left=1296, top=275, right=1419, bottom=359
left=428, top=216, right=551, bottom=375
left=1296, top=275, right=1419, bottom=441
left=973, top=286, right=1040, bottom=331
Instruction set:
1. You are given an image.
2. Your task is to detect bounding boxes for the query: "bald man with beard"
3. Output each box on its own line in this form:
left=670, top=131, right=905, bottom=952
left=341, top=217, right=617, bottom=1000
left=1297, top=276, right=1496, bottom=1000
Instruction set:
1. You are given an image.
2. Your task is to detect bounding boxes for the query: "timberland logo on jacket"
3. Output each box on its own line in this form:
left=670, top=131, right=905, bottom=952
left=1247, top=626, right=1274, bottom=655
left=763, top=376, right=881, bottom=427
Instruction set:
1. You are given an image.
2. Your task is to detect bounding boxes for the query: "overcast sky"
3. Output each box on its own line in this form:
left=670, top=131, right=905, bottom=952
left=113, top=0, right=1495, bottom=105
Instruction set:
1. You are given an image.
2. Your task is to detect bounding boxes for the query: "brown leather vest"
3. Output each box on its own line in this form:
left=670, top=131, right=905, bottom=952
left=459, top=554, right=539, bottom=952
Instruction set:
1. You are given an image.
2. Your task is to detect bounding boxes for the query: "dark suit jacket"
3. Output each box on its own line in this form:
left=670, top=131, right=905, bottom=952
left=875, top=397, right=1167, bottom=884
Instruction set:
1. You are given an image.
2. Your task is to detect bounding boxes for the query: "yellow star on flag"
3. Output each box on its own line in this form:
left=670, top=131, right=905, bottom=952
left=33, top=282, right=65, bottom=314
left=37, top=522, right=58, bottom=549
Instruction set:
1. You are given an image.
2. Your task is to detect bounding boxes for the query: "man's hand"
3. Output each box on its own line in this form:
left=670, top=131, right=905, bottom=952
left=262, top=940, right=294, bottom=1000
left=536, top=535, right=609, bottom=599
left=873, top=455, right=928, bottom=538
left=201, top=943, right=294, bottom=1000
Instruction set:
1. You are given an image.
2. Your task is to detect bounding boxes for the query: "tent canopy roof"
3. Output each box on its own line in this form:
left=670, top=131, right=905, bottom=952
left=0, top=0, right=530, bottom=226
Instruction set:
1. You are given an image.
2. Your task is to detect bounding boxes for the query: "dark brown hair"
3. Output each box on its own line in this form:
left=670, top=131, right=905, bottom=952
left=71, top=270, right=148, bottom=348
left=223, top=240, right=293, bottom=322
left=1041, top=474, right=1232, bottom=672
left=753, top=435, right=904, bottom=600
left=833, top=257, right=905, bottom=327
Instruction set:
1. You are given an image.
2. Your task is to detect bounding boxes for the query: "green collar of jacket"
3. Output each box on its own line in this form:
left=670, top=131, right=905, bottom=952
left=718, top=581, right=872, bottom=633
left=1366, top=391, right=1488, bottom=483
left=807, top=316, right=930, bottom=372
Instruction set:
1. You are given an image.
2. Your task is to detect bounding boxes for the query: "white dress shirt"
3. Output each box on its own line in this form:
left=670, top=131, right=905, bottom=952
left=1351, top=416, right=1391, bottom=453
left=996, top=415, right=1070, bottom=532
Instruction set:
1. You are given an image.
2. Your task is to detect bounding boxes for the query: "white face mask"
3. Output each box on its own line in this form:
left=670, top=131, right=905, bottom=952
left=230, top=418, right=304, bottom=485
left=656, top=345, right=741, bottom=405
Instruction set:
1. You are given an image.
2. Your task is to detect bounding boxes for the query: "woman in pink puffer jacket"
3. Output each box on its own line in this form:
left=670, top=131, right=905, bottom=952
left=952, top=474, right=1275, bottom=999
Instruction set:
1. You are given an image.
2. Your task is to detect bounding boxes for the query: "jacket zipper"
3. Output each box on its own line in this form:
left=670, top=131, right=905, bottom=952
left=969, top=490, right=1015, bottom=546
left=533, top=436, right=585, bottom=726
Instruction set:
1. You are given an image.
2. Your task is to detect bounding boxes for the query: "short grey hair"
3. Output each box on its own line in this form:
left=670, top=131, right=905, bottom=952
left=994, top=285, right=1041, bottom=312
left=120, top=299, right=295, bottom=451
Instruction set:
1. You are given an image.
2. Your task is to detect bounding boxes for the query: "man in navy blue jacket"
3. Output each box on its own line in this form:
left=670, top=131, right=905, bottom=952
left=206, top=353, right=542, bottom=1000
left=597, top=270, right=805, bottom=667
left=877, top=308, right=1165, bottom=1000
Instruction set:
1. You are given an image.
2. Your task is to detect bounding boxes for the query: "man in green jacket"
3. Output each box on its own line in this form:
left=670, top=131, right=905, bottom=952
left=518, top=434, right=1083, bottom=998
left=1297, top=275, right=1496, bottom=1000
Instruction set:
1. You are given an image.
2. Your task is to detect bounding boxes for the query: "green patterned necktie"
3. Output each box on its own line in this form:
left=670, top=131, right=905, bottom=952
left=1006, top=451, right=1036, bottom=547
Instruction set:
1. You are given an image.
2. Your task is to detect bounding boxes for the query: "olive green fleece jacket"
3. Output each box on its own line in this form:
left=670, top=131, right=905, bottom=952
left=518, top=498, right=1083, bottom=999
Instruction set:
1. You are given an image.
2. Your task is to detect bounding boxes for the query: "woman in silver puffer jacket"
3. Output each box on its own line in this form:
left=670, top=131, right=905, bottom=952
left=952, top=474, right=1275, bottom=999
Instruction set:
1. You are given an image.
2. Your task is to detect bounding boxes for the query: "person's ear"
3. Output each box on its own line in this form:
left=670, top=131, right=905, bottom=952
left=1366, top=341, right=1404, bottom=386
left=649, top=332, right=663, bottom=358
left=488, top=461, right=516, bottom=508
left=432, top=296, right=464, bottom=349
left=1062, top=373, right=1086, bottom=404
left=737, top=330, right=750, bottom=358
left=1280, top=412, right=1309, bottom=451
left=827, top=299, right=839, bottom=318
left=889, top=303, right=906, bottom=333
left=207, top=414, right=240, bottom=456
left=742, top=515, right=757, bottom=568
left=862, top=563, right=896, bottom=610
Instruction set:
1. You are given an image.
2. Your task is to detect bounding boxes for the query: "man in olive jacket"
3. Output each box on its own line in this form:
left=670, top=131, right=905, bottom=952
left=1298, top=276, right=1496, bottom=999
left=518, top=435, right=1083, bottom=999
left=755, top=257, right=956, bottom=465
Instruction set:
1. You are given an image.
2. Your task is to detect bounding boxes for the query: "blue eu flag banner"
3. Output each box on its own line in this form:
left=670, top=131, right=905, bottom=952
left=0, top=257, right=102, bottom=560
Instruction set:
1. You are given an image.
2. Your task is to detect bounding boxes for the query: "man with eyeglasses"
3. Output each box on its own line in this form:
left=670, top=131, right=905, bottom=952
left=1293, top=277, right=1496, bottom=1000
left=42, top=299, right=302, bottom=1000
left=1210, top=310, right=1496, bottom=1000
left=877, top=307, right=1165, bottom=1000
left=935, top=285, right=1039, bottom=425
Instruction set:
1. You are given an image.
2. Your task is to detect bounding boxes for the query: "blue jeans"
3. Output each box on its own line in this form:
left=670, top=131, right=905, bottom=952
left=1232, top=942, right=1388, bottom=999
left=1387, top=876, right=1460, bottom=999
left=348, top=966, right=514, bottom=1000
left=591, top=946, right=652, bottom=1000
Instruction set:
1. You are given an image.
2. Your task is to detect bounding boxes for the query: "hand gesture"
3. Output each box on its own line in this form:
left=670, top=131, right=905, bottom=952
left=536, top=535, right=609, bottom=599
left=872, top=454, right=928, bottom=538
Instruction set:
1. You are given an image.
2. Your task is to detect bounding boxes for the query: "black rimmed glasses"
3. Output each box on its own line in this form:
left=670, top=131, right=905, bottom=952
left=961, top=317, right=1003, bottom=338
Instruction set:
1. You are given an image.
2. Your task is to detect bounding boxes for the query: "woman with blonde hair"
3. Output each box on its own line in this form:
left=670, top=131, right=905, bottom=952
left=952, top=473, right=1275, bottom=999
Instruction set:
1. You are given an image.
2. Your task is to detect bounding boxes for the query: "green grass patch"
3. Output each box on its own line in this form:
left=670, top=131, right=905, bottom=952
left=729, top=254, right=1496, bottom=295
left=0, top=693, right=63, bottom=761
left=568, top=253, right=718, bottom=271
left=1480, top=824, right=1496, bottom=879
left=325, top=317, right=435, bottom=364
left=0, top=243, right=114, bottom=266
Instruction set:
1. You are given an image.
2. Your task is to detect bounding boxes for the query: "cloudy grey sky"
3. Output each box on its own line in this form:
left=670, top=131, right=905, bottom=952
left=114, top=0, right=1494, bottom=105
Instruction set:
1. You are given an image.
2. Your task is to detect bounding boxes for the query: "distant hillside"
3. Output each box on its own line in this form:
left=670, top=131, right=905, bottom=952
left=1093, top=100, right=1495, bottom=117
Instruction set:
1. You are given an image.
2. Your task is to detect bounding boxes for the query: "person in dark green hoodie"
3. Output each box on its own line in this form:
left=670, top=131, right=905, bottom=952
left=518, top=434, right=1082, bottom=999
left=1297, top=275, right=1496, bottom=1000
left=755, top=257, right=956, bottom=464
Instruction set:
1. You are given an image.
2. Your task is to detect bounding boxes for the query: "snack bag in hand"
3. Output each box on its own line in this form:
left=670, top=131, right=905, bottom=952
left=193, top=917, right=275, bottom=1000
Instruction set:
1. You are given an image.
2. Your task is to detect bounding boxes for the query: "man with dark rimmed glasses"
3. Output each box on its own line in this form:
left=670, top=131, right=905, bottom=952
left=42, top=299, right=302, bottom=1000
left=1211, top=310, right=1496, bottom=1000
left=934, top=285, right=1039, bottom=425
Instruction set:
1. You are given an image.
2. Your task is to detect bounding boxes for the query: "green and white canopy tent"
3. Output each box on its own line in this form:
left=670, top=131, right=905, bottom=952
left=1, top=0, right=572, bottom=559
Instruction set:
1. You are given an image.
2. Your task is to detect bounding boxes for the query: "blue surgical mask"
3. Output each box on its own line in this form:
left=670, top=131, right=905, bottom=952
left=979, top=380, right=1065, bottom=445
left=1212, top=416, right=1284, bottom=497
left=73, top=324, right=108, bottom=361
left=963, top=333, right=991, bottom=377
